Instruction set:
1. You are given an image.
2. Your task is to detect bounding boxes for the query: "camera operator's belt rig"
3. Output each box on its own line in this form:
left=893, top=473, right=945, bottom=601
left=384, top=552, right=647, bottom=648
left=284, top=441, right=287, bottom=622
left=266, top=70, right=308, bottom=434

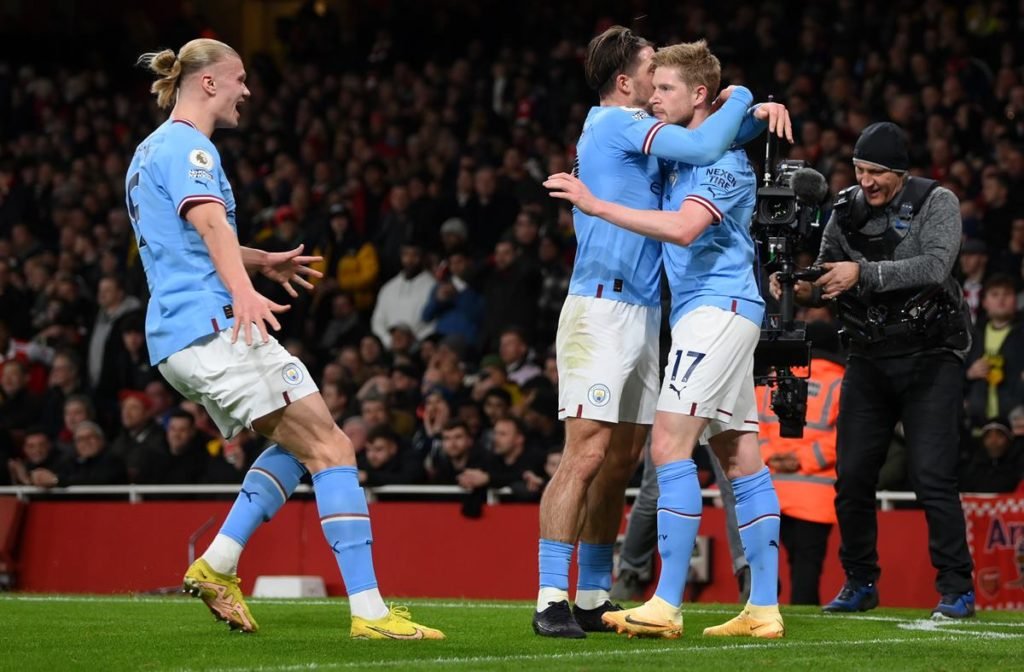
left=832, top=177, right=969, bottom=357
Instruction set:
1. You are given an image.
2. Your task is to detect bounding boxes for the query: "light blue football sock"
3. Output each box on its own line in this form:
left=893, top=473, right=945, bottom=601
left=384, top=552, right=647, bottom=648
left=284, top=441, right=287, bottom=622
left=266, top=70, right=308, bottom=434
left=733, top=467, right=781, bottom=606
left=653, top=459, right=702, bottom=608
left=314, top=465, right=378, bottom=595
left=220, top=444, right=306, bottom=546
left=539, top=539, right=574, bottom=591
left=576, top=542, right=614, bottom=593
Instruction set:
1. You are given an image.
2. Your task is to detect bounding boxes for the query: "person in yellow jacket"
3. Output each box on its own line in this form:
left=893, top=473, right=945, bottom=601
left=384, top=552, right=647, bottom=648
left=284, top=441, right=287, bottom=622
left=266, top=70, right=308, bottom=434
left=757, top=321, right=844, bottom=605
left=311, top=203, right=380, bottom=313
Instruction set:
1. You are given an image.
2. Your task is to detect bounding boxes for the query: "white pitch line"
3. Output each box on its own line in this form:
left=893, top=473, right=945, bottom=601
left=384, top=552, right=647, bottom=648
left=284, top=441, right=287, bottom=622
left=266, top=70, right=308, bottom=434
left=176, top=635, right=1017, bottom=672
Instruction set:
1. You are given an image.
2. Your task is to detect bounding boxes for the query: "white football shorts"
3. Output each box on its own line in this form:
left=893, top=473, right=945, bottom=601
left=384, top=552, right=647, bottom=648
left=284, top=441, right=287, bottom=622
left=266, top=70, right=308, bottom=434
left=556, top=295, right=660, bottom=424
left=158, top=329, right=319, bottom=438
left=657, top=305, right=760, bottom=441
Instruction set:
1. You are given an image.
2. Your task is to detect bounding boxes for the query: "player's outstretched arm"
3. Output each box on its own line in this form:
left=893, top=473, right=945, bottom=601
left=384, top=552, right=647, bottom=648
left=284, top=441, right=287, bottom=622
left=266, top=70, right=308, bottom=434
left=645, top=86, right=752, bottom=166
left=545, top=173, right=714, bottom=246
left=731, top=102, right=794, bottom=145
left=186, top=202, right=290, bottom=345
left=240, top=244, right=324, bottom=298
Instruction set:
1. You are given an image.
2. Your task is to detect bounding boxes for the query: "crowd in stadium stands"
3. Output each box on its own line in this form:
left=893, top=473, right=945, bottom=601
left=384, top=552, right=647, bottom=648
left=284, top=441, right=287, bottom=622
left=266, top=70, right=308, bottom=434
left=0, top=1, right=1022, bottom=497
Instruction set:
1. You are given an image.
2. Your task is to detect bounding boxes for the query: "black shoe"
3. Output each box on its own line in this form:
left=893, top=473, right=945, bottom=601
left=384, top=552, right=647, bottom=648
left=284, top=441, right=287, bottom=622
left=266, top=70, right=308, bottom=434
left=572, top=600, right=623, bottom=632
left=533, top=601, right=586, bottom=638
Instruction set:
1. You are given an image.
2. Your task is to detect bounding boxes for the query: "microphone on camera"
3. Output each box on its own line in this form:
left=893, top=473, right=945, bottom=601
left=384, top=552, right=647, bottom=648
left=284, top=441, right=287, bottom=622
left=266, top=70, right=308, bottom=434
left=791, top=167, right=829, bottom=205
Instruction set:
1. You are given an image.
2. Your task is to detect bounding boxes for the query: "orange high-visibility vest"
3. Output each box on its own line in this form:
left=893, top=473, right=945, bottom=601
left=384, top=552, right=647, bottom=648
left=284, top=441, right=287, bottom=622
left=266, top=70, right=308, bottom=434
left=757, top=358, right=845, bottom=525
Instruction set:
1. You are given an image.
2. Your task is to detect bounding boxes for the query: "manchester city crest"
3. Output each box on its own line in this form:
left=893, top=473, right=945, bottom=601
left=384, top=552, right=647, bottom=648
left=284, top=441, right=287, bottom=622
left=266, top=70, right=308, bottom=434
left=588, top=383, right=611, bottom=407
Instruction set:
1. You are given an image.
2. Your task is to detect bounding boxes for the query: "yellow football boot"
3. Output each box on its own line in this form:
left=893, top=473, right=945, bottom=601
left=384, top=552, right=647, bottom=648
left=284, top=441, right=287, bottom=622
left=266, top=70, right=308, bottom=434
left=182, top=558, right=259, bottom=633
left=350, top=605, right=445, bottom=640
left=600, top=595, right=683, bottom=639
left=702, top=603, right=784, bottom=639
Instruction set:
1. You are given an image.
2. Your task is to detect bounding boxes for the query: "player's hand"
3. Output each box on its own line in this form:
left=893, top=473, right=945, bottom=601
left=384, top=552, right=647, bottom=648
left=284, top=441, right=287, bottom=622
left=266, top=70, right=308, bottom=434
left=231, top=286, right=291, bottom=346
left=753, top=102, right=794, bottom=143
left=814, top=261, right=860, bottom=300
left=710, top=85, right=736, bottom=112
left=544, top=172, right=598, bottom=215
left=260, top=244, right=323, bottom=298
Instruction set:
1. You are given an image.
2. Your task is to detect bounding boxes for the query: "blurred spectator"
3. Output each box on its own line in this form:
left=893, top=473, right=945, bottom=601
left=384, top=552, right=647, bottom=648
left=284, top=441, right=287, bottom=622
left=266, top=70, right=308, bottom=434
left=101, top=310, right=153, bottom=395
left=359, top=393, right=415, bottom=439
left=991, top=218, right=1024, bottom=280
left=411, top=387, right=452, bottom=461
left=0, top=359, right=38, bottom=444
left=358, top=426, right=425, bottom=486
left=958, top=238, right=989, bottom=324
left=965, top=275, right=1024, bottom=429
left=959, top=419, right=1024, bottom=493
left=481, top=416, right=546, bottom=501
left=371, top=241, right=436, bottom=347
left=464, top=166, right=519, bottom=256
left=428, top=419, right=487, bottom=484
left=86, top=275, right=141, bottom=392
left=163, top=409, right=210, bottom=484
left=145, top=379, right=178, bottom=429
left=498, top=326, right=542, bottom=387
left=981, top=171, right=1013, bottom=250
left=438, top=217, right=470, bottom=256
left=44, top=421, right=126, bottom=487
left=315, top=203, right=380, bottom=313
left=7, top=427, right=62, bottom=486
left=430, top=418, right=490, bottom=516
left=522, top=388, right=563, bottom=453
left=0, top=318, right=52, bottom=395
left=203, top=432, right=258, bottom=484
left=342, top=416, right=370, bottom=457
left=480, top=238, right=541, bottom=350
left=387, top=324, right=418, bottom=360
left=536, top=231, right=571, bottom=347
left=423, top=250, right=485, bottom=346
left=109, top=389, right=169, bottom=484
left=56, top=393, right=96, bottom=457
left=0, top=258, right=30, bottom=338
left=38, top=349, right=85, bottom=437
left=315, top=292, right=366, bottom=362
left=322, top=379, right=356, bottom=425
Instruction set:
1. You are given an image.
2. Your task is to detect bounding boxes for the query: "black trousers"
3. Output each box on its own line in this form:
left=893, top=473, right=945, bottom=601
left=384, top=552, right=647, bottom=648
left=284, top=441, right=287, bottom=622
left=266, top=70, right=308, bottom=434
left=835, top=352, right=974, bottom=595
left=780, top=515, right=832, bottom=605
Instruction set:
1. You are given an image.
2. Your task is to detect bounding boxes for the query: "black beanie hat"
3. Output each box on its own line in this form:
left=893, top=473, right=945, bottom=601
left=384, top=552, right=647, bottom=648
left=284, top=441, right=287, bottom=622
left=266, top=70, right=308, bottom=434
left=853, top=122, right=909, bottom=172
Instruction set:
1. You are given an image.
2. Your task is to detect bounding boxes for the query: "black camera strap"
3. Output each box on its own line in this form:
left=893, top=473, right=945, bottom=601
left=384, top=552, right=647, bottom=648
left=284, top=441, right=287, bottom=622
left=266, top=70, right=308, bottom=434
left=836, top=177, right=938, bottom=262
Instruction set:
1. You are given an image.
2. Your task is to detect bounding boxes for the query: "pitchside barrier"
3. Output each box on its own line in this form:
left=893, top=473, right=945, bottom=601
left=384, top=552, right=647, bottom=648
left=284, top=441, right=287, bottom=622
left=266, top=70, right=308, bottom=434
left=0, top=486, right=1016, bottom=609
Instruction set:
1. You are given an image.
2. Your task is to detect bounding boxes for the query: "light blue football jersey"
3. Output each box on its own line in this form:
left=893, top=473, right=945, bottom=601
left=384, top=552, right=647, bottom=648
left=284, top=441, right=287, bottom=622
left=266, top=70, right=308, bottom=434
left=125, top=118, right=238, bottom=365
left=567, top=87, right=753, bottom=306
left=661, top=148, right=764, bottom=327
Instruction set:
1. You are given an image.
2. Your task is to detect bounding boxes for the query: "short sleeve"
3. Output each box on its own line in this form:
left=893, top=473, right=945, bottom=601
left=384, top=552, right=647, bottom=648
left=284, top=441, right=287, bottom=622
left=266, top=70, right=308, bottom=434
left=684, top=162, right=748, bottom=224
left=159, top=137, right=227, bottom=218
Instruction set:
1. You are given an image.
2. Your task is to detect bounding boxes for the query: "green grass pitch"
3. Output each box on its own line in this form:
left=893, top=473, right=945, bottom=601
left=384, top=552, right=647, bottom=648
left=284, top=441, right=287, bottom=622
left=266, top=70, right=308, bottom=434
left=2, top=595, right=1022, bottom=671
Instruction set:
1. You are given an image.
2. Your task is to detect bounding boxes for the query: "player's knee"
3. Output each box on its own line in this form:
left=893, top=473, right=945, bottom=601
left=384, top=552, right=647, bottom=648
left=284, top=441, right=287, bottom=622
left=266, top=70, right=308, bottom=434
left=562, top=446, right=606, bottom=481
left=304, top=426, right=356, bottom=471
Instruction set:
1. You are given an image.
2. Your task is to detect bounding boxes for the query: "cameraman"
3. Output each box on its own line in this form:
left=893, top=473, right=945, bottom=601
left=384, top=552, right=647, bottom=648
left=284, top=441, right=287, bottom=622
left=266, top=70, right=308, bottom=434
left=772, top=122, right=975, bottom=618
